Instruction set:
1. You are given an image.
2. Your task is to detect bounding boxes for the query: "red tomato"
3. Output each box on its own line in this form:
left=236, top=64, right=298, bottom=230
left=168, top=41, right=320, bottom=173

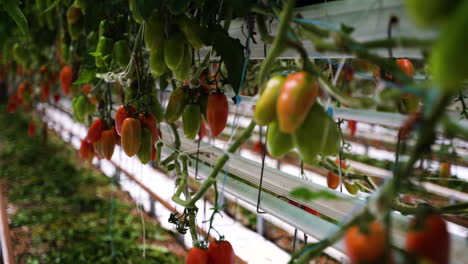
left=53, top=94, right=61, bottom=103
left=115, top=104, right=136, bottom=136
left=396, top=59, right=414, bottom=79
left=59, top=65, right=73, bottom=95
left=345, top=221, right=387, bottom=264
left=186, top=247, right=209, bottom=264
left=82, top=83, right=92, bottom=96
left=139, top=112, right=159, bottom=142
left=121, top=117, right=142, bottom=157
left=28, top=123, right=35, bottom=137
left=207, top=240, right=235, bottom=264
left=40, top=82, right=50, bottom=101
left=348, top=120, right=357, bottom=137
left=100, top=127, right=117, bottom=160
left=207, top=92, right=228, bottom=137
left=79, top=139, right=94, bottom=161
left=405, top=215, right=450, bottom=264
left=198, top=121, right=206, bottom=140
left=86, top=118, right=104, bottom=143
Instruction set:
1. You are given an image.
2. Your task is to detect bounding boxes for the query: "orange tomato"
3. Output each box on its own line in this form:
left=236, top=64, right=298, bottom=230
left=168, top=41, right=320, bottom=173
left=59, top=65, right=73, bottom=95
left=82, top=83, right=92, bottom=96
left=344, top=221, right=387, bottom=264
left=396, top=59, right=414, bottom=78
left=121, top=117, right=141, bottom=157
left=79, top=139, right=94, bottom=161
left=115, top=104, right=136, bottom=136
left=86, top=118, right=104, bottom=143
left=100, top=127, right=117, bottom=160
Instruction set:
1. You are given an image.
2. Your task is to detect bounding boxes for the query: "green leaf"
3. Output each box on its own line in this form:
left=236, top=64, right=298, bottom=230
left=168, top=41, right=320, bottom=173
left=73, top=68, right=97, bottom=85
left=290, top=187, right=340, bottom=201
left=203, top=24, right=245, bottom=95
left=167, top=0, right=190, bottom=14
left=2, top=0, right=29, bottom=36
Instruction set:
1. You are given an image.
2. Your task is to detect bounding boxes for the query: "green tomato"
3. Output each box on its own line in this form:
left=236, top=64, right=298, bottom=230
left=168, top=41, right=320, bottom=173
left=165, top=86, right=189, bottom=123
left=176, top=15, right=204, bottom=50
left=267, top=121, right=293, bottom=158
left=144, top=11, right=165, bottom=52
left=174, top=44, right=192, bottom=82
left=113, top=39, right=130, bottom=68
left=183, top=103, right=201, bottom=140
left=137, top=127, right=152, bottom=164
left=254, top=75, right=285, bottom=125
left=164, top=32, right=185, bottom=71
left=95, top=36, right=113, bottom=68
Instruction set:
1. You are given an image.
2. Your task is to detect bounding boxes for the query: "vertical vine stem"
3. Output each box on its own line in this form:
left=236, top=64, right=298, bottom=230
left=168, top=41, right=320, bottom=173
left=172, top=121, right=257, bottom=207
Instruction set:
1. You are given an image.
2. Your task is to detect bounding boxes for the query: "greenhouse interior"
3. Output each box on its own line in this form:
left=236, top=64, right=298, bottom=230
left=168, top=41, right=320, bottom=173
left=0, top=0, right=467, bottom=263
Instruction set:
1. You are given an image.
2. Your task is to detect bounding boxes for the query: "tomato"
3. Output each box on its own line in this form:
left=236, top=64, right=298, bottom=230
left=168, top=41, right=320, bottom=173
left=95, top=36, right=113, bottom=68
left=79, top=139, right=94, bottom=161
left=181, top=103, right=200, bottom=140
left=68, top=20, right=82, bottom=40
left=439, top=162, right=451, bottom=185
left=207, top=92, right=228, bottom=137
left=344, top=181, right=358, bottom=195
left=28, top=123, right=35, bottom=137
left=139, top=112, right=159, bottom=141
left=115, top=104, right=136, bottom=136
left=277, top=72, right=319, bottom=133
left=292, top=103, right=341, bottom=165
left=128, top=0, right=144, bottom=23
left=113, top=39, right=130, bottom=67
left=344, top=221, right=387, bottom=264
left=137, top=127, right=152, bottom=164
left=198, top=92, right=209, bottom=120
left=164, top=32, right=185, bottom=71
left=165, top=86, right=189, bottom=123
left=150, top=96, right=164, bottom=123
left=59, top=66, right=73, bottom=95
left=72, top=95, right=88, bottom=122
left=53, top=94, right=61, bottom=103
left=176, top=15, right=204, bottom=50
left=40, top=82, right=50, bottom=101
left=82, top=84, right=92, bottom=96
left=66, top=6, right=82, bottom=24
left=100, top=127, right=117, bottom=160
left=266, top=121, right=293, bottom=158
left=174, top=44, right=193, bottom=82
left=430, top=1, right=468, bottom=94
left=405, top=214, right=450, bottom=264
left=348, top=120, right=357, bottom=137
left=186, top=247, right=209, bottom=264
left=144, top=11, right=165, bottom=52
left=198, top=121, right=206, bottom=140
left=93, top=138, right=104, bottom=159
left=150, top=48, right=168, bottom=78
left=207, top=240, right=235, bottom=264
left=252, top=140, right=263, bottom=154
left=327, top=172, right=340, bottom=189
left=86, top=118, right=104, bottom=143
left=254, top=75, right=286, bottom=125
left=396, top=59, right=414, bottom=78
left=121, top=117, right=141, bottom=157
left=150, top=143, right=157, bottom=161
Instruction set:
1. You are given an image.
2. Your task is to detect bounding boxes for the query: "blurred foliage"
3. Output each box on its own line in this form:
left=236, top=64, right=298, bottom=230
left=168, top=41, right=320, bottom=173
left=0, top=106, right=182, bottom=264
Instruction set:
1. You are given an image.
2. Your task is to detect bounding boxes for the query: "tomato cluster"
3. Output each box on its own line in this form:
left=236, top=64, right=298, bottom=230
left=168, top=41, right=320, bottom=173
left=187, top=240, right=235, bottom=264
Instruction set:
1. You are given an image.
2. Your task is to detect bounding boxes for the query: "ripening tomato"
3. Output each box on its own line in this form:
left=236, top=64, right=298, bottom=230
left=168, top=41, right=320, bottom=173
left=405, top=214, right=450, bottom=264
left=100, top=127, right=117, bottom=160
left=348, top=120, right=357, bottom=137
left=115, top=104, right=136, bottom=136
left=40, top=82, right=50, bottom=101
left=53, top=94, right=61, bottom=103
left=79, top=139, right=94, bottom=161
left=186, top=247, right=209, bottom=264
left=60, top=65, right=73, bottom=95
left=28, top=123, right=35, bottom=137
left=86, top=118, right=104, bottom=143
left=207, top=240, right=235, bottom=264
left=207, top=92, right=228, bottom=137
left=121, top=117, right=141, bottom=157
left=396, top=59, right=414, bottom=78
left=277, top=72, right=319, bottom=133
left=345, top=221, right=387, bottom=264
